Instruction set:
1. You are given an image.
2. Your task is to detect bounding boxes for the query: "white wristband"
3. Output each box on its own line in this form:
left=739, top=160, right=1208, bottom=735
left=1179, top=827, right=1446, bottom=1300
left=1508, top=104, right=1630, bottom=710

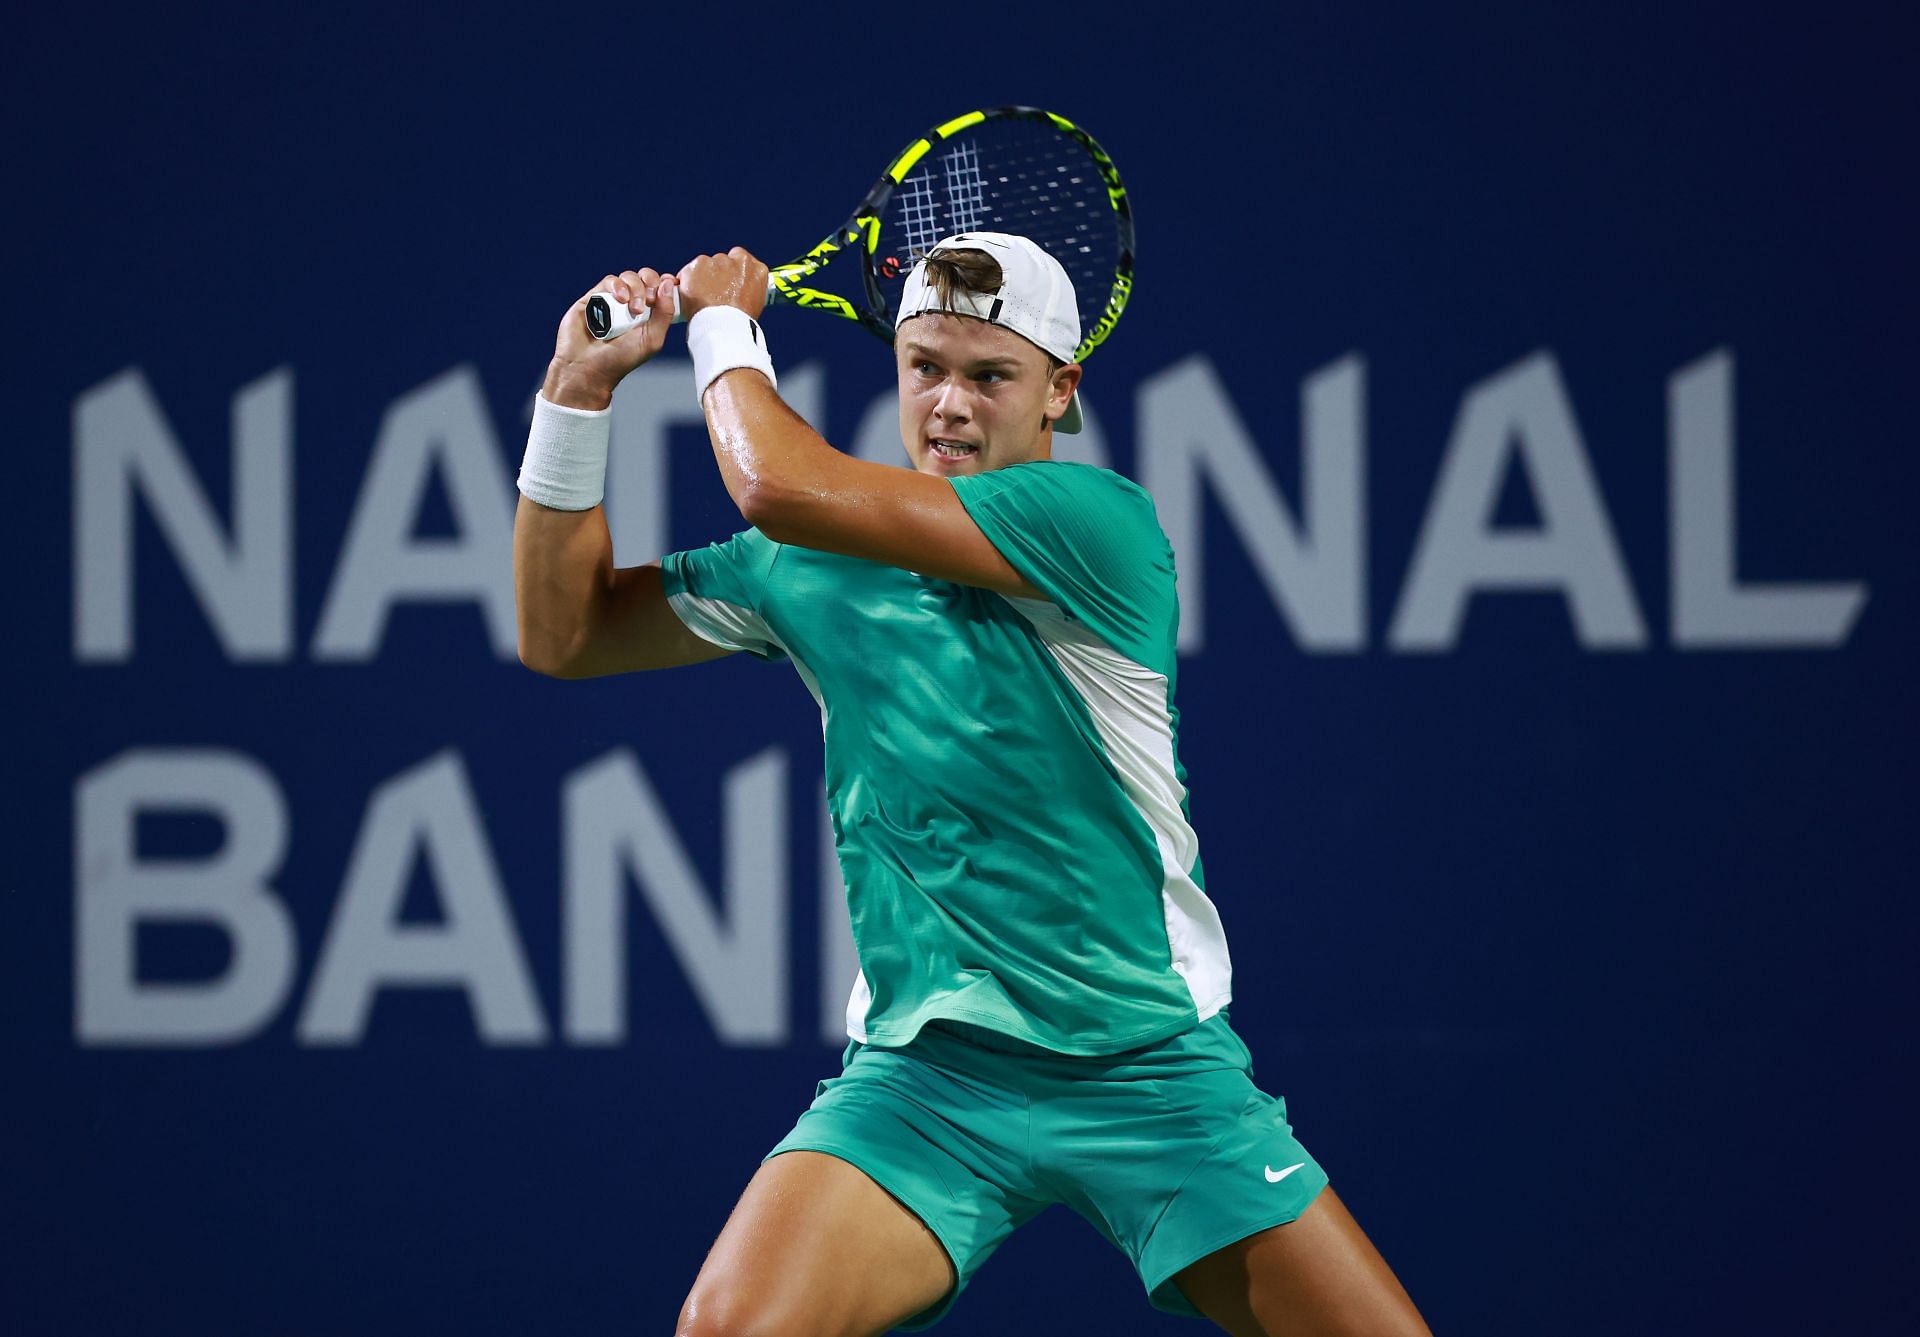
left=687, top=306, right=777, bottom=407
left=518, top=393, right=612, bottom=511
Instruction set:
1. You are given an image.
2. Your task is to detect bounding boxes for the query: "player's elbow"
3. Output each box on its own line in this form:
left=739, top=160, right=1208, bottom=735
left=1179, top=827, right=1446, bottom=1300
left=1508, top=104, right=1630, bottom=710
left=735, top=477, right=800, bottom=540
left=517, top=641, right=563, bottom=678
left=517, top=632, right=582, bottom=680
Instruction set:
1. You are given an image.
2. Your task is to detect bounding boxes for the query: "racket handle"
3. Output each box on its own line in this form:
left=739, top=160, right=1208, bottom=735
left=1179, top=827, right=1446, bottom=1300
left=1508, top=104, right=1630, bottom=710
left=584, top=286, right=679, bottom=340
left=584, top=278, right=783, bottom=342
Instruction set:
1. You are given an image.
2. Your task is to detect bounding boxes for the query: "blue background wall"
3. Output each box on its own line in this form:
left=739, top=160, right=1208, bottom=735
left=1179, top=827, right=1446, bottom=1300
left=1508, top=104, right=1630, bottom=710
left=13, top=5, right=1914, bottom=1333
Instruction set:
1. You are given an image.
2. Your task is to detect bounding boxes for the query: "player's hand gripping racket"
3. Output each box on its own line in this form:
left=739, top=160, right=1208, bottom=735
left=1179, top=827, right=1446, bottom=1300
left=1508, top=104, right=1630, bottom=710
left=584, top=106, right=1135, bottom=363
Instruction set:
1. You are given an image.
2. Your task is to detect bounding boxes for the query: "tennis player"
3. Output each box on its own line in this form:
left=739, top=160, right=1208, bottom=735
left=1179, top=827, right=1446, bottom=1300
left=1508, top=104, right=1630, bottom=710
left=514, top=234, right=1429, bottom=1337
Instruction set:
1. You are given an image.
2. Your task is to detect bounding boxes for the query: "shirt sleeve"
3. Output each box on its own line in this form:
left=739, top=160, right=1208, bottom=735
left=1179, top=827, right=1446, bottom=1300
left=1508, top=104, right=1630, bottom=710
left=948, top=461, right=1177, bottom=673
left=657, top=528, right=788, bottom=661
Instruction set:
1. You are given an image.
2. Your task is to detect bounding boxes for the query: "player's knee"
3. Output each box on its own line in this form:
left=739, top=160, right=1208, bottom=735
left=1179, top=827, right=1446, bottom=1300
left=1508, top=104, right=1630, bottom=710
left=1248, top=1293, right=1432, bottom=1337
left=674, top=1285, right=813, bottom=1337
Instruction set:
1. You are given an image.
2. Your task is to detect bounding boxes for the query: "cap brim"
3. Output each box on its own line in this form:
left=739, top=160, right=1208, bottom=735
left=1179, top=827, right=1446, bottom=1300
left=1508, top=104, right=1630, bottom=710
left=1057, top=392, right=1084, bottom=434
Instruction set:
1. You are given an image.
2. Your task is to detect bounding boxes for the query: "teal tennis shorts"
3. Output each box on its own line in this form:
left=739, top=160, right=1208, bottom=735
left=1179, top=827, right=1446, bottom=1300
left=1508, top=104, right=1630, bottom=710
left=766, top=1011, right=1329, bottom=1329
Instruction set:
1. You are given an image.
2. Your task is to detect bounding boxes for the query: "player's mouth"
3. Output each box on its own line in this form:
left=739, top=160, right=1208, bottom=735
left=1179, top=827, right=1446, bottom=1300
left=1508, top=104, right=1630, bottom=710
left=928, top=438, right=979, bottom=461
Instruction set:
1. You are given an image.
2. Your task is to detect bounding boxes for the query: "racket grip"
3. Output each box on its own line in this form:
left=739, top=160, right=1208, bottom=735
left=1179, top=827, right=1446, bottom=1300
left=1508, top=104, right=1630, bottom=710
left=585, top=286, right=680, bottom=341
left=584, top=278, right=783, bottom=341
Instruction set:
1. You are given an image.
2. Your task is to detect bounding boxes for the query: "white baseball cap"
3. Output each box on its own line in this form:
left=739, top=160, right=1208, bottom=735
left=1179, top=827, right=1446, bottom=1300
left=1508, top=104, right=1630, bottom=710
left=895, top=232, right=1084, bottom=433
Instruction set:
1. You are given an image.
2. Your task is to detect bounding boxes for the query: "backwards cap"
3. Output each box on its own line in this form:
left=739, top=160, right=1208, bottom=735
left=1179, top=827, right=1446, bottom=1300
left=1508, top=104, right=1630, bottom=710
left=895, top=232, right=1084, bottom=433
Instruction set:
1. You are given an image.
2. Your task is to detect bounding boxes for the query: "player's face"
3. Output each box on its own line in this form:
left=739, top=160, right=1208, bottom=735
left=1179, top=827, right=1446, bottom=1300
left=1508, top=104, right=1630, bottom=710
left=896, top=314, right=1076, bottom=477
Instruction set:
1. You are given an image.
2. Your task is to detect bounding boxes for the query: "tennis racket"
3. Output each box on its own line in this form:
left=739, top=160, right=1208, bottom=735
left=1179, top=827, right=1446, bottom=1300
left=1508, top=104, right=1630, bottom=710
left=584, top=106, right=1134, bottom=363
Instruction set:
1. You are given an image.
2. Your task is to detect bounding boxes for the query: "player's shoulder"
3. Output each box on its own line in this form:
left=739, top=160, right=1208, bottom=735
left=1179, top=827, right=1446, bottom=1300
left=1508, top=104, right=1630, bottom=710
left=664, top=525, right=786, bottom=593
left=676, top=524, right=785, bottom=557
left=961, top=459, right=1162, bottom=521
left=718, top=525, right=798, bottom=568
left=983, top=458, right=1144, bottom=492
left=740, top=526, right=914, bottom=598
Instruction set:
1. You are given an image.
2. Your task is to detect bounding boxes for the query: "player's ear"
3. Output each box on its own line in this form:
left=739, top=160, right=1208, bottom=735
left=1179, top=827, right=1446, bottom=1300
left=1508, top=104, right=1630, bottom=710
left=1046, top=362, right=1083, bottom=420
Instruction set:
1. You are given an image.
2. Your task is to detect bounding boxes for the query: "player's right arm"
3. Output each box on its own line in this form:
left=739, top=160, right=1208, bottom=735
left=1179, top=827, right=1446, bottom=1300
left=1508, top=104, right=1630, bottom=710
left=515, top=270, right=731, bottom=678
left=514, top=506, right=730, bottom=678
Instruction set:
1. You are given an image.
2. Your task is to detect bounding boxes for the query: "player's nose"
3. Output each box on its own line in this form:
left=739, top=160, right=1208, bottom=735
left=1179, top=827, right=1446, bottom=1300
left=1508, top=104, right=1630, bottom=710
left=932, top=378, right=972, bottom=421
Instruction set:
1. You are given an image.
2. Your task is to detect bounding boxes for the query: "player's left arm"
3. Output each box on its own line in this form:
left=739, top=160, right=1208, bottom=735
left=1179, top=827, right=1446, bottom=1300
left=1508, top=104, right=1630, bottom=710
left=708, top=374, right=1043, bottom=596
left=675, top=249, right=1042, bottom=599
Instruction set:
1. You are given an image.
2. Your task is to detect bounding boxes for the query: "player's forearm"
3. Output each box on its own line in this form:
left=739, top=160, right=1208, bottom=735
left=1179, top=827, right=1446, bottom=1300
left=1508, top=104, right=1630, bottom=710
left=512, top=493, right=619, bottom=677
left=702, top=371, right=853, bottom=536
left=513, top=360, right=622, bottom=676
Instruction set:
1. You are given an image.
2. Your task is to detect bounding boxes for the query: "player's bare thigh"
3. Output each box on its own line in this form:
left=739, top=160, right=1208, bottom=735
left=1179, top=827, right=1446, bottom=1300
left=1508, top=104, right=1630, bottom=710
left=1172, top=1186, right=1431, bottom=1337
left=676, top=1150, right=955, bottom=1337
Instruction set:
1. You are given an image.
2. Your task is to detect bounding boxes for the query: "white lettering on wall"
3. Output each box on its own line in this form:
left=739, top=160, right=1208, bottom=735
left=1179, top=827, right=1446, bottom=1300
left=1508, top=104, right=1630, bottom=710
left=312, top=366, right=517, bottom=661
left=1140, top=355, right=1366, bottom=653
left=1670, top=350, right=1869, bottom=647
left=73, top=368, right=293, bottom=661
left=75, top=749, right=296, bottom=1043
left=1389, top=352, right=1646, bottom=651
left=563, top=747, right=789, bottom=1045
left=298, top=750, right=547, bottom=1044
left=71, top=350, right=1869, bottom=666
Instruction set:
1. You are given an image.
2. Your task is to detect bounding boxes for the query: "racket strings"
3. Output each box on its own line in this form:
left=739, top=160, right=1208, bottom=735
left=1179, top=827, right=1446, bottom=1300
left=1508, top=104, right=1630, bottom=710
left=896, top=172, right=942, bottom=261
left=895, top=143, right=992, bottom=261
left=877, top=118, right=1125, bottom=339
left=942, top=142, right=988, bottom=235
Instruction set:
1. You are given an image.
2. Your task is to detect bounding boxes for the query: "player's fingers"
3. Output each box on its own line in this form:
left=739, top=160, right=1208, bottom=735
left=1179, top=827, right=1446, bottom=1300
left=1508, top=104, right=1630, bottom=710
left=618, top=270, right=657, bottom=313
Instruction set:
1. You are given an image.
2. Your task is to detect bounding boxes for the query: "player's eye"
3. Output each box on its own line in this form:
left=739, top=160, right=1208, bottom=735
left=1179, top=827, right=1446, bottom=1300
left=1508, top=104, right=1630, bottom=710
left=913, top=361, right=939, bottom=376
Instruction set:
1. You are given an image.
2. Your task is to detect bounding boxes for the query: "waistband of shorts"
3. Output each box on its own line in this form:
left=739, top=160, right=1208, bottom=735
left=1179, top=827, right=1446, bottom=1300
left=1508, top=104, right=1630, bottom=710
left=919, top=1017, right=1072, bottom=1058
left=916, top=1013, right=1241, bottom=1063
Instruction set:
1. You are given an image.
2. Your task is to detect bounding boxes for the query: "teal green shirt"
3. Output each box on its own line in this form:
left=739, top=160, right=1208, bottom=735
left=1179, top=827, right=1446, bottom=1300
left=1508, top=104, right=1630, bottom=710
left=660, top=461, right=1231, bottom=1055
